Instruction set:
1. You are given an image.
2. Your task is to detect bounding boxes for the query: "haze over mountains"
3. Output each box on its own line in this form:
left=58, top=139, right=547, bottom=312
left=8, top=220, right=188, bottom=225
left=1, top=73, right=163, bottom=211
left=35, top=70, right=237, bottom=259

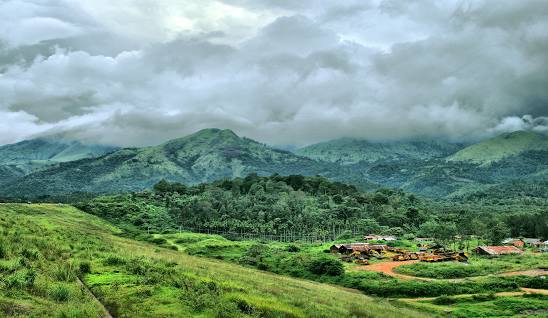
left=0, top=128, right=546, bottom=199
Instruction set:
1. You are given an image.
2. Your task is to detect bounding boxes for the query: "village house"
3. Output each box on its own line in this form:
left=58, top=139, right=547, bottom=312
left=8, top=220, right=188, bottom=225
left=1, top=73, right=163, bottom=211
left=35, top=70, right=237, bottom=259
left=475, top=246, right=523, bottom=256
left=501, top=238, right=525, bottom=248
left=330, top=243, right=389, bottom=255
left=329, top=244, right=343, bottom=253
left=522, top=238, right=542, bottom=247
left=414, top=237, right=434, bottom=242
left=363, top=234, right=397, bottom=241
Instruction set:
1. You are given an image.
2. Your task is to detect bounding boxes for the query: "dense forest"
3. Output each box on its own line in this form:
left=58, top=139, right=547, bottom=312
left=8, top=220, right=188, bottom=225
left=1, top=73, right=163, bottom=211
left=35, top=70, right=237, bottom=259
left=78, top=174, right=548, bottom=243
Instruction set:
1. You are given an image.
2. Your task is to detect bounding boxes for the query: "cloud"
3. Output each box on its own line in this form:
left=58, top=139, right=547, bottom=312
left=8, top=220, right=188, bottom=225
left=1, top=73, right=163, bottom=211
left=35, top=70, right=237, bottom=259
left=490, top=115, right=548, bottom=135
left=0, top=1, right=547, bottom=146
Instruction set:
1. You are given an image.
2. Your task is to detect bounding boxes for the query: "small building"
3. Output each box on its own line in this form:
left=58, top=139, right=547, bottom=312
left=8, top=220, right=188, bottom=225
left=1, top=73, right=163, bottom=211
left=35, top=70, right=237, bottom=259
left=475, top=246, right=523, bottom=256
left=363, top=235, right=397, bottom=241
left=523, top=238, right=542, bottom=247
left=338, top=243, right=384, bottom=254
left=502, top=238, right=525, bottom=248
left=348, top=244, right=388, bottom=255
left=415, top=237, right=434, bottom=242
left=329, top=244, right=343, bottom=253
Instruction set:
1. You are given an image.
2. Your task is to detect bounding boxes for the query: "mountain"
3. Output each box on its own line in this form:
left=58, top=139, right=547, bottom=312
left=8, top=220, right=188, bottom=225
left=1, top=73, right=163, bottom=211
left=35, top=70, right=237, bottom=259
left=0, top=137, right=118, bottom=173
left=1, top=128, right=370, bottom=197
left=296, top=138, right=464, bottom=165
left=447, top=131, right=548, bottom=165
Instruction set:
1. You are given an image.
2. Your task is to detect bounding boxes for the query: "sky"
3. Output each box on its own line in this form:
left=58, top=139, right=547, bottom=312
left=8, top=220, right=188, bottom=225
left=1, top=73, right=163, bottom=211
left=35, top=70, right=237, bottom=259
left=0, top=0, right=547, bottom=146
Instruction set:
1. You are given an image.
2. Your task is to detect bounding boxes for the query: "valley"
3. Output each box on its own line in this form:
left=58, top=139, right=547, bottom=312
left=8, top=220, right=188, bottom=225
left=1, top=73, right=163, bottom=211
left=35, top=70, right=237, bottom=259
left=0, top=129, right=547, bottom=318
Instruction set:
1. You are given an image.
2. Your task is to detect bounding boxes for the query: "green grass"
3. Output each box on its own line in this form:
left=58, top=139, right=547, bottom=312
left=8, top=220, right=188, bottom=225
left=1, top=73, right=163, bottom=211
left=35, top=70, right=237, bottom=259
left=448, top=130, right=548, bottom=164
left=395, top=253, right=548, bottom=279
left=408, top=293, right=548, bottom=318
left=157, top=232, right=548, bottom=299
left=0, top=203, right=427, bottom=317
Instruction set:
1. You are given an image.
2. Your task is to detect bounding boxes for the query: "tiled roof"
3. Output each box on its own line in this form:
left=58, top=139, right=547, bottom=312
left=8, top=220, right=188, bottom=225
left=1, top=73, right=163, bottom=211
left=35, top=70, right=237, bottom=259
left=476, top=246, right=523, bottom=255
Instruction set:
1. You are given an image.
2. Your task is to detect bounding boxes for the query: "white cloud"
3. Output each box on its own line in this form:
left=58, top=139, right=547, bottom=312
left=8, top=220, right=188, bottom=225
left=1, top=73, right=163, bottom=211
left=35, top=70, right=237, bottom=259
left=0, top=0, right=547, bottom=146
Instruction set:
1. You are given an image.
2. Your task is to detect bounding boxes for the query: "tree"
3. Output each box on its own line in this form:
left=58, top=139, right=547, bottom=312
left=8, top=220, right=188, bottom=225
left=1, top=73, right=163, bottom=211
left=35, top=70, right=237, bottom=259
left=487, top=221, right=510, bottom=245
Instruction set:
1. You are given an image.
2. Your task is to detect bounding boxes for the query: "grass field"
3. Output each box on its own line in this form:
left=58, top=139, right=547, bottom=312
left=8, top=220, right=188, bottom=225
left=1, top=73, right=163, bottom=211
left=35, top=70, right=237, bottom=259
left=394, top=253, right=548, bottom=279
left=406, top=293, right=548, bottom=317
left=0, top=203, right=427, bottom=318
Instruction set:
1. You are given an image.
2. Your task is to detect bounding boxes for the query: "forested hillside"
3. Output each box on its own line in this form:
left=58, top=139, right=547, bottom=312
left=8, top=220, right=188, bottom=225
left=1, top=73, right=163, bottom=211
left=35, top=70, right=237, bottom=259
left=0, top=137, right=117, bottom=175
left=0, top=129, right=546, bottom=200
left=78, top=175, right=548, bottom=242
left=0, top=129, right=378, bottom=197
left=296, top=138, right=464, bottom=165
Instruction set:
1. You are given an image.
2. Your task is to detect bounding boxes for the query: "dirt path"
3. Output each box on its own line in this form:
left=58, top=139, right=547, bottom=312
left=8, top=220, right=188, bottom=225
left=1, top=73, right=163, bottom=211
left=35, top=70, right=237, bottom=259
left=400, top=288, right=548, bottom=302
left=499, top=269, right=548, bottom=277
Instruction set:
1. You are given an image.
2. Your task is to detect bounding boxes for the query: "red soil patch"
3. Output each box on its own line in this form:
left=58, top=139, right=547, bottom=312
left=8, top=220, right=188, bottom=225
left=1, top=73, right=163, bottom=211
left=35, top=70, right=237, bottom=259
left=355, top=260, right=433, bottom=281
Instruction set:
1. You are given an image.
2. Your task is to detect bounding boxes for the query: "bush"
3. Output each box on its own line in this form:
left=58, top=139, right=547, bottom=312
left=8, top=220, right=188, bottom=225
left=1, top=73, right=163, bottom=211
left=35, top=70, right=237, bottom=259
left=54, top=262, right=76, bottom=281
left=433, top=295, right=457, bottom=305
left=103, top=255, right=126, bottom=266
left=79, top=261, right=91, bottom=274
left=21, top=248, right=40, bottom=260
left=148, top=237, right=168, bottom=245
left=286, top=244, right=300, bottom=253
left=4, top=269, right=36, bottom=289
left=0, top=243, right=6, bottom=259
left=307, top=257, right=344, bottom=276
left=50, top=284, right=71, bottom=302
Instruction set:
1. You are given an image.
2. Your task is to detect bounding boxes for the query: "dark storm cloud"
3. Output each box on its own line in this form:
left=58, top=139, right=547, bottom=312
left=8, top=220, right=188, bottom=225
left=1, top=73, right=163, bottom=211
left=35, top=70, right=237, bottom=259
left=0, top=0, right=546, bottom=146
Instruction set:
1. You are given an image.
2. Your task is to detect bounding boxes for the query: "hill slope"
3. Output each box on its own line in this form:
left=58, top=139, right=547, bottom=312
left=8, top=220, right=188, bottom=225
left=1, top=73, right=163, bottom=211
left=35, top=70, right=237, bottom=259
left=0, top=203, right=426, bottom=317
left=0, top=137, right=117, bottom=174
left=296, top=138, right=464, bottom=165
left=1, top=129, right=359, bottom=197
left=448, top=131, right=548, bottom=164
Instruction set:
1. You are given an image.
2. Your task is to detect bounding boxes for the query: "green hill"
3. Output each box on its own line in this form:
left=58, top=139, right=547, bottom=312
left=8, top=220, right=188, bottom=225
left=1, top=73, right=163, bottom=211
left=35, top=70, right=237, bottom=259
left=0, top=203, right=425, bottom=317
left=1, top=129, right=359, bottom=197
left=296, top=138, right=464, bottom=165
left=447, top=131, right=548, bottom=165
left=0, top=137, right=117, bottom=174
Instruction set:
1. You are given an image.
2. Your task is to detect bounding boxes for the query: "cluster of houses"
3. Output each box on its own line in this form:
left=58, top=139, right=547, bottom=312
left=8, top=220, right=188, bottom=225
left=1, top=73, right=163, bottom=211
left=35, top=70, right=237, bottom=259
left=330, top=234, right=548, bottom=261
left=501, top=238, right=548, bottom=249
left=473, top=237, right=547, bottom=256
left=329, top=243, right=388, bottom=255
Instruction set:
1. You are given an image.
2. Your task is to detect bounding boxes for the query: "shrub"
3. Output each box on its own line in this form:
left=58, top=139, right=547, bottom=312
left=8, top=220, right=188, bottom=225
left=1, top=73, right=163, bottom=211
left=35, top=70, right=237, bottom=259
left=0, top=243, right=6, bottom=259
left=50, top=284, right=71, bottom=302
left=472, top=293, right=496, bottom=302
left=21, top=248, right=40, bottom=260
left=286, top=244, right=300, bottom=253
left=103, top=255, right=126, bottom=266
left=307, top=257, right=344, bottom=276
left=54, top=262, right=76, bottom=281
left=126, top=257, right=150, bottom=275
left=4, top=269, right=36, bottom=289
left=433, top=295, right=457, bottom=305
left=79, top=261, right=91, bottom=274
left=148, top=237, right=168, bottom=245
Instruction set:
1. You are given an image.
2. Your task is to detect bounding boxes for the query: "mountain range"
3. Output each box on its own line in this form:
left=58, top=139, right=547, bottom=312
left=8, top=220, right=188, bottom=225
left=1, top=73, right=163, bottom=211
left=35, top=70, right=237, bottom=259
left=0, top=129, right=546, bottom=199
left=0, top=137, right=117, bottom=185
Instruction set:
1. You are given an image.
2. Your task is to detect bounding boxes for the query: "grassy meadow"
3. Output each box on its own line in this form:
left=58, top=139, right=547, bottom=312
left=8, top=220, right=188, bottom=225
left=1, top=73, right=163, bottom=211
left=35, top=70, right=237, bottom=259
left=0, top=203, right=427, bottom=318
left=395, top=253, right=548, bottom=279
